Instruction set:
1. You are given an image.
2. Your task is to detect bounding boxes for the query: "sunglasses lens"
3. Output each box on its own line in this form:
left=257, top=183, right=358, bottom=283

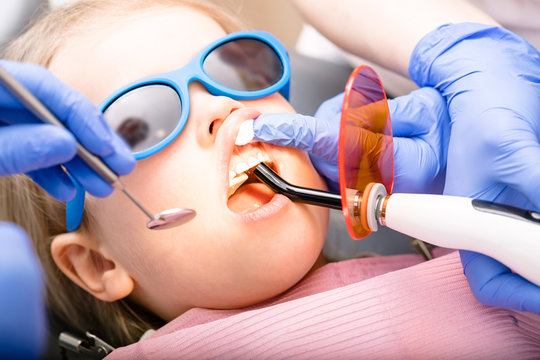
left=338, top=65, right=394, bottom=239
left=103, top=84, right=182, bottom=153
left=203, top=38, right=283, bottom=91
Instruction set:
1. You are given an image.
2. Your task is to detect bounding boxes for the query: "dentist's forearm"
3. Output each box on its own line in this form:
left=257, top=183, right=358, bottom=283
left=291, top=0, right=499, bottom=76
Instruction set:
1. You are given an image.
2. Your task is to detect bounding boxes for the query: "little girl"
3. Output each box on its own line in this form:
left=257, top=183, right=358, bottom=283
left=1, top=0, right=539, bottom=358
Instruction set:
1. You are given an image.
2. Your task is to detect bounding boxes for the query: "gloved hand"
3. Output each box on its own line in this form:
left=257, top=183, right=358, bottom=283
left=0, top=222, right=46, bottom=359
left=409, top=23, right=540, bottom=314
left=254, top=87, right=449, bottom=194
left=0, top=60, right=135, bottom=201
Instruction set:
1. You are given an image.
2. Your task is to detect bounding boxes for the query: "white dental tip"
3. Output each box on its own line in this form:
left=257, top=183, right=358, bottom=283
left=235, top=119, right=254, bottom=146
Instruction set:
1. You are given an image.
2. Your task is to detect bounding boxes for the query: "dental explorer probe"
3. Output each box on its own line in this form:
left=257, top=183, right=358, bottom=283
left=0, top=66, right=195, bottom=230
left=252, top=162, right=540, bottom=287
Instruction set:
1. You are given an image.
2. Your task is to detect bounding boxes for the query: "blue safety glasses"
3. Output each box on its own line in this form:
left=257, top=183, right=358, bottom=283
left=102, top=30, right=290, bottom=159
left=66, top=30, right=291, bottom=231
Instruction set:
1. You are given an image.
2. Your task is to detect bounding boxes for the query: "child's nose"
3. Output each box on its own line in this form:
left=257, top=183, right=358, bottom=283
left=189, top=82, right=243, bottom=147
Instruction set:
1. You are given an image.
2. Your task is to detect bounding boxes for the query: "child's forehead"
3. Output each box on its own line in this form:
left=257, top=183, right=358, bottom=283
left=91, top=7, right=224, bottom=54
left=50, top=6, right=227, bottom=104
left=56, top=6, right=226, bottom=67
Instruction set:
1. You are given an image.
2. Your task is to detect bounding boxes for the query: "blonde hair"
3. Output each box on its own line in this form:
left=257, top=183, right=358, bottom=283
left=0, top=0, right=244, bottom=347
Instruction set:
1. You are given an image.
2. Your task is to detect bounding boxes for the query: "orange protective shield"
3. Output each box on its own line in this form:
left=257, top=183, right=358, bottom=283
left=338, top=65, right=394, bottom=239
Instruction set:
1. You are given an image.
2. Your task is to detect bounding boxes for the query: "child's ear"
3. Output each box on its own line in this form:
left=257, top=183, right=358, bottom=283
left=51, top=231, right=134, bottom=302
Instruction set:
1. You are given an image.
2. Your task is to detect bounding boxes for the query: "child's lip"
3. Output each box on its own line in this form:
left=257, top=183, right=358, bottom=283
left=216, top=108, right=291, bottom=222
left=215, top=108, right=262, bottom=198
left=228, top=192, right=292, bottom=224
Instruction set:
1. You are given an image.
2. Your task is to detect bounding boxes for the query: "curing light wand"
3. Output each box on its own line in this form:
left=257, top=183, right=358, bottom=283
left=252, top=162, right=540, bottom=287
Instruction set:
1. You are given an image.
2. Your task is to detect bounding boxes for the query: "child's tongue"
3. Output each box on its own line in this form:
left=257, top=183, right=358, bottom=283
left=227, top=183, right=274, bottom=213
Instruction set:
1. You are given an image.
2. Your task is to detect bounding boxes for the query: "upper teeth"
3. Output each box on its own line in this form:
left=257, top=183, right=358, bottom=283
left=228, top=144, right=271, bottom=196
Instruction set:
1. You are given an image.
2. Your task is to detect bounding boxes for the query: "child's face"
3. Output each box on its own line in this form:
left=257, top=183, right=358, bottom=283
left=49, top=7, right=328, bottom=320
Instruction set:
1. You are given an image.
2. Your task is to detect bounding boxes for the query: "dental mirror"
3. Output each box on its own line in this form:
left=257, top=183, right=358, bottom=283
left=0, top=65, right=197, bottom=231
left=119, top=187, right=196, bottom=230
left=146, top=208, right=197, bottom=230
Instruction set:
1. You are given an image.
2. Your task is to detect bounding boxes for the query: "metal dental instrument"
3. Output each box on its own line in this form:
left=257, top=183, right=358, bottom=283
left=253, top=64, right=540, bottom=287
left=0, top=66, right=195, bottom=230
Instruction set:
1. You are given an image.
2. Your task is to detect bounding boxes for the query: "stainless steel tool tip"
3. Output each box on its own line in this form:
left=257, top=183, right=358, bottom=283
left=146, top=208, right=197, bottom=230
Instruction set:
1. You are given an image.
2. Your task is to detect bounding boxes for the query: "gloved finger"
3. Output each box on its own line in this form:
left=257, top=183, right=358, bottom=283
left=388, top=88, right=449, bottom=193
left=0, top=222, right=47, bottom=357
left=314, top=92, right=345, bottom=120
left=0, top=222, right=43, bottom=274
left=0, top=124, right=76, bottom=176
left=254, top=112, right=339, bottom=162
left=489, top=128, right=540, bottom=210
left=0, top=107, right=40, bottom=125
left=308, top=153, right=339, bottom=192
left=484, top=185, right=535, bottom=212
left=388, top=87, right=448, bottom=138
left=0, top=60, right=133, bottom=163
left=311, top=92, right=343, bottom=162
left=460, top=250, right=540, bottom=314
left=63, top=157, right=113, bottom=198
left=100, top=132, right=137, bottom=176
left=27, top=166, right=76, bottom=201
left=392, top=136, right=442, bottom=193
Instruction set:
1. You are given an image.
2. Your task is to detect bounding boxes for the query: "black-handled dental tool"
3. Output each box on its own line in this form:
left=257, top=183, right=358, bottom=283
left=251, top=162, right=342, bottom=210
left=252, top=162, right=540, bottom=287
left=0, top=66, right=195, bottom=230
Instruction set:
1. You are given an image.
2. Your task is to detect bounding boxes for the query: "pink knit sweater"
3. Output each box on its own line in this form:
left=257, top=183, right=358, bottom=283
left=107, top=250, right=540, bottom=359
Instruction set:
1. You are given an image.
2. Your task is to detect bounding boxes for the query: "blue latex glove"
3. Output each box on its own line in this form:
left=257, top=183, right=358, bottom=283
left=409, top=23, right=540, bottom=314
left=254, top=87, right=449, bottom=194
left=0, top=222, right=47, bottom=359
left=0, top=60, right=135, bottom=201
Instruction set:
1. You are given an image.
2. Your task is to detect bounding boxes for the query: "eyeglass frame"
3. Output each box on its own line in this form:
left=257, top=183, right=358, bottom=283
left=66, top=30, right=291, bottom=231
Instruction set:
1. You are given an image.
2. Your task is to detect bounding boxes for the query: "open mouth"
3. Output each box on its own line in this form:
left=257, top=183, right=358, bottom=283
left=227, top=142, right=277, bottom=213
